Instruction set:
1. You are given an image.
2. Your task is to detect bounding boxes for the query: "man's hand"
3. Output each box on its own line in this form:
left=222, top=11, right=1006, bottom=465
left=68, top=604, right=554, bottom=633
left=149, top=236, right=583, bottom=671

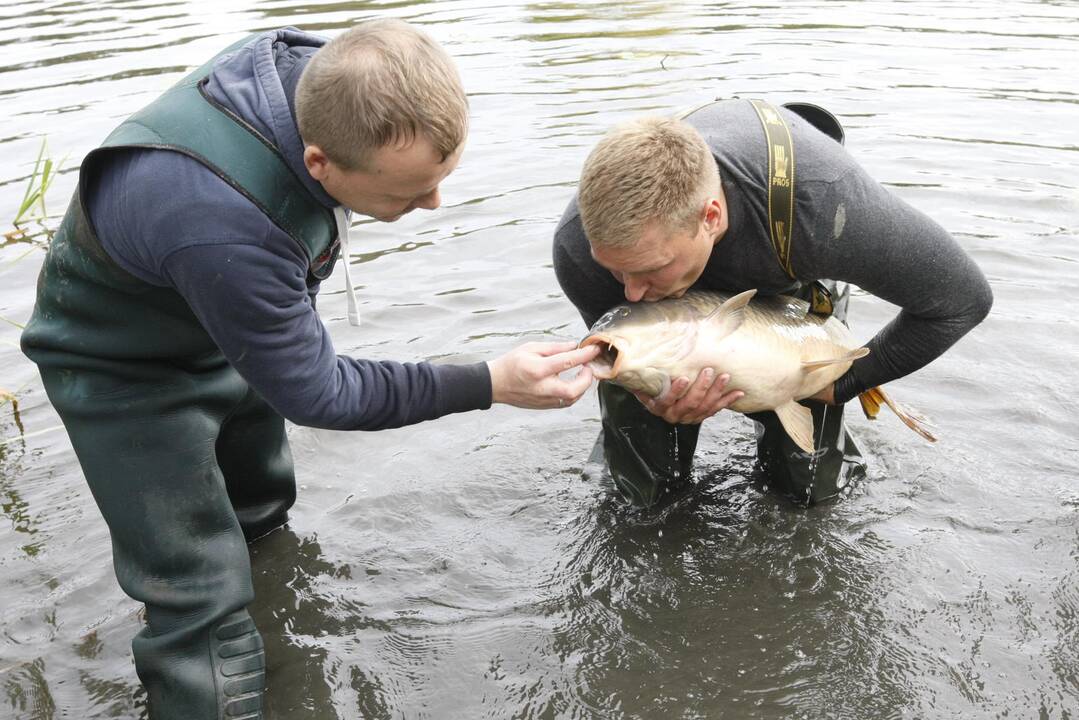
left=633, top=369, right=743, bottom=425
left=487, top=341, right=600, bottom=409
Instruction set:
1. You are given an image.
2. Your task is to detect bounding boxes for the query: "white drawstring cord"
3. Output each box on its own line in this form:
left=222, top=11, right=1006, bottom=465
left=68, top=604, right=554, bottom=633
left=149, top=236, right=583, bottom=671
left=333, top=206, right=361, bottom=327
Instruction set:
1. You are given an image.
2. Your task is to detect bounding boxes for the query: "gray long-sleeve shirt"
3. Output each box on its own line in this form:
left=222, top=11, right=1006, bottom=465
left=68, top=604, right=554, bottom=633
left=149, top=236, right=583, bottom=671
left=553, top=99, right=993, bottom=404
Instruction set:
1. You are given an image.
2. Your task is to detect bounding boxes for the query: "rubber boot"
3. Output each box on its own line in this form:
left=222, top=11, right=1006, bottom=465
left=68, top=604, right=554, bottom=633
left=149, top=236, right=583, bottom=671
left=748, top=280, right=866, bottom=504
left=597, top=380, right=701, bottom=507
left=216, top=386, right=296, bottom=542
left=39, top=362, right=267, bottom=719
left=748, top=403, right=865, bottom=505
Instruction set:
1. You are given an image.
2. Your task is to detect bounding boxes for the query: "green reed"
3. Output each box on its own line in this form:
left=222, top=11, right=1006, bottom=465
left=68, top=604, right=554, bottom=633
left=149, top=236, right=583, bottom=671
left=5, top=137, right=65, bottom=244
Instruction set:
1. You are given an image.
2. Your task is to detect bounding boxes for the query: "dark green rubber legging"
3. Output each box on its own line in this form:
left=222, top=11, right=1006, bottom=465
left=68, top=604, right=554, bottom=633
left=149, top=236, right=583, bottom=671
left=595, top=282, right=865, bottom=507
left=41, top=358, right=293, bottom=719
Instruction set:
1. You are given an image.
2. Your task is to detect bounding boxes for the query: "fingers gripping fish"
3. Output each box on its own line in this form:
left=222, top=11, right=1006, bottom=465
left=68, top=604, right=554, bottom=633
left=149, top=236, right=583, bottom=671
left=579, top=289, right=937, bottom=453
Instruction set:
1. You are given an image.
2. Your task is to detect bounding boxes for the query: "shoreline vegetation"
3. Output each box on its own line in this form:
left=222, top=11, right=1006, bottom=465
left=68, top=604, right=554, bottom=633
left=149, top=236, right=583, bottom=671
left=2, top=137, right=64, bottom=429
left=4, top=136, right=65, bottom=247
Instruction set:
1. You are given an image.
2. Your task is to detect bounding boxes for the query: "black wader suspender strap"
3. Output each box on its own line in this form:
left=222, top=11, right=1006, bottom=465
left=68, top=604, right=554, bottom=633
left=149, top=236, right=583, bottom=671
left=748, top=99, right=796, bottom=278
left=748, top=99, right=834, bottom=317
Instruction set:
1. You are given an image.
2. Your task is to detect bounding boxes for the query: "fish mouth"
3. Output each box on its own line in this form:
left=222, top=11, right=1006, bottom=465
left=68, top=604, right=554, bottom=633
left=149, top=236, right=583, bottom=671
left=579, top=334, right=624, bottom=379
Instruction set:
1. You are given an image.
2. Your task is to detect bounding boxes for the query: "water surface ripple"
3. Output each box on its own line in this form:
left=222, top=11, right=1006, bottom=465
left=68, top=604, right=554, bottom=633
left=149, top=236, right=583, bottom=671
left=1, top=1, right=1077, bottom=718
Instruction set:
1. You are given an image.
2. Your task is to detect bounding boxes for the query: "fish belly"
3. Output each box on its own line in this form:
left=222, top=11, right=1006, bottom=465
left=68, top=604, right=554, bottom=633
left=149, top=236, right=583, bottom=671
left=709, top=331, right=805, bottom=414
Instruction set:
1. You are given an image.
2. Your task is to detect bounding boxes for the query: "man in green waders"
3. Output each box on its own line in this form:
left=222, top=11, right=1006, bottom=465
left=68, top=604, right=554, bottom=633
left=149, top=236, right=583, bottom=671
left=552, top=102, right=993, bottom=507
left=21, top=21, right=598, bottom=719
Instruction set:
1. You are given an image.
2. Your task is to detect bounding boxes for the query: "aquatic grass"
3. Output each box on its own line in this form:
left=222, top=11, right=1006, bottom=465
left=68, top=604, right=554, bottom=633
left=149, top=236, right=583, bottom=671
left=1, top=387, right=21, bottom=437
left=14, top=137, right=63, bottom=226
left=1, top=377, right=52, bottom=443
left=5, top=136, right=66, bottom=244
left=1, top=376, right=33, bottom=410
left=0, top=313, right=25, bottom=330
left=1, top=379, right=33, bottom=440
left=2, top=244, right=39, bottom=268
left=0, top=425, right=62, bottom=448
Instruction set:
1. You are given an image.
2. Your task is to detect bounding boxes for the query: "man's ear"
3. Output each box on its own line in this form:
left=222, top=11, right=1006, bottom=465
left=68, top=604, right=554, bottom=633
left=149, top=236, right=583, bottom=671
left=702, top=197, right=724, bottom=234
left=303, top=145, right=330, bottom=181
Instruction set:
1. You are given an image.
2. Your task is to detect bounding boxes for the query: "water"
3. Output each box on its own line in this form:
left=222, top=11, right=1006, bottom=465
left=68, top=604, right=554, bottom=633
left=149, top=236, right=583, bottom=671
left=1, top=1, right=1077, bottom=718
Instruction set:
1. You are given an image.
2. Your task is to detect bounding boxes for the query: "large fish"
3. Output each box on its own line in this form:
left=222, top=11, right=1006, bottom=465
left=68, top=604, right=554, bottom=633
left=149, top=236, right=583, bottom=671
left=579, top=289, right=936, bottom=452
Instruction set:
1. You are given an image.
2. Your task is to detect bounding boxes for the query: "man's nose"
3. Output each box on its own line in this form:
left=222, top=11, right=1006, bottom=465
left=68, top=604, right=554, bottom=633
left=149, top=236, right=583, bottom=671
left=624, top=278, right=647, bottom=302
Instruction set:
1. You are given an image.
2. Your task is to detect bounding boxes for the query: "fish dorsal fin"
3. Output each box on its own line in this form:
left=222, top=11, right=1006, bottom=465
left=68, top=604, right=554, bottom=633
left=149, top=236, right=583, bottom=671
left=774, top=400, right=815, bottom=453
left=703, top=289, right=757, bottom=337
left=801, top=347, right=870, bottom=369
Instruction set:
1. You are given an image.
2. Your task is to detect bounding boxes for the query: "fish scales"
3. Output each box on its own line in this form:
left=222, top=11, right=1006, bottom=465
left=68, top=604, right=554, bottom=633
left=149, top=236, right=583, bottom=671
left=580, top=289, right=936, bottom=452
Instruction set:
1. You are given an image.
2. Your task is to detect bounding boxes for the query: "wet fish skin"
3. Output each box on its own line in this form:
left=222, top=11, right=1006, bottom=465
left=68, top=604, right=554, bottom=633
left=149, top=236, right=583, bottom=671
left=579, top=289, right=936, bottom=452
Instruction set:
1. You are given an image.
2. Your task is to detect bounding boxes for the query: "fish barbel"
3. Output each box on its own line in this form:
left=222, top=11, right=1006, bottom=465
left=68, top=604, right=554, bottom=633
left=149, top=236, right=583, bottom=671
left=579, top=289, right=936, bottom=452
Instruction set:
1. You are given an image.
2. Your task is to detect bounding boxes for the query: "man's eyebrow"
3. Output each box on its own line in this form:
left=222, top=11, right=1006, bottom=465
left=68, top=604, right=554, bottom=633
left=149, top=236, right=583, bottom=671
left=591, top=250, right=668, bottom=274
left=633, top=260, right=671, bottom=274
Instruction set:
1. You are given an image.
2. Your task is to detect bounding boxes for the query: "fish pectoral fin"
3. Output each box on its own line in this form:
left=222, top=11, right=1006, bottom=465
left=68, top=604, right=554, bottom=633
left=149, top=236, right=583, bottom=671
left=704, top=288, right=757, bottom=338
left=858, top=386, right=938, bottom=444
left=800, top=347, right=870, bottom=369
left=774, top=400, right=815, bottom=454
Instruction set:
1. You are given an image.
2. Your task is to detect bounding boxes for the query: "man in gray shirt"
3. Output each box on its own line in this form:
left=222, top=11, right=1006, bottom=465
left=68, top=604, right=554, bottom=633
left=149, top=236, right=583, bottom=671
left=553, top=99, right=992, bottom=506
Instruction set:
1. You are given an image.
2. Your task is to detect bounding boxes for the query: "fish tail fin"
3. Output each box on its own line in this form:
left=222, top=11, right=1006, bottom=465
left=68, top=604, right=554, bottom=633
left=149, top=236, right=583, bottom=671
left=857, top=386, right=884, bottom=418
left=858, top=386, right=937, bottom=444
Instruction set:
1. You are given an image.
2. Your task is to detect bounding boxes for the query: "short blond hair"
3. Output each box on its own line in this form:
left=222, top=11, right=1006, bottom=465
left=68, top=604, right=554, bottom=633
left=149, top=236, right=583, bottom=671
left=578, top=116, right=719, bottom=248
left=296, top=19, right=468, bottom=170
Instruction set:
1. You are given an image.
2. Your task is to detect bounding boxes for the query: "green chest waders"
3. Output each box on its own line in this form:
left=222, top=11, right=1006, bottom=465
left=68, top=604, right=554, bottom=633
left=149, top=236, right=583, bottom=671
left=595, top=99, right=865, bottom=508
left=21, top=36, right=336, bottom=720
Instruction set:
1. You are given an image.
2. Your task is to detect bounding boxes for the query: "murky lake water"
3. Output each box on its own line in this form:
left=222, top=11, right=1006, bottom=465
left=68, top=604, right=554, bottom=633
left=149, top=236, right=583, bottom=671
left=2, top=1, right=1078, bottom=718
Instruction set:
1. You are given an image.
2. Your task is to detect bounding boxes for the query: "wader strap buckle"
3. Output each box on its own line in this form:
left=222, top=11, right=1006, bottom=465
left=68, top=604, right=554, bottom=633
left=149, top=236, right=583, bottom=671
left=809, top=281, right=834, bottom=316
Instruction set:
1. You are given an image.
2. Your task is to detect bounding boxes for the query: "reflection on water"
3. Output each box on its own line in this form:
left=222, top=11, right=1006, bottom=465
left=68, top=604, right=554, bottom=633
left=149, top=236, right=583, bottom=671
left=1, top=0, right=1078, bottom=718
left=248, top=528, right=368, bottom=719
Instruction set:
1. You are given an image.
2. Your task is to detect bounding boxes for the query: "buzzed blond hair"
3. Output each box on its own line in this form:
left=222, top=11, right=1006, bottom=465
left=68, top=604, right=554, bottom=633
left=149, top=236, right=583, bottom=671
left=296, top=19, right=468, bottom=170
left=578, top=116, right=719, bottom=248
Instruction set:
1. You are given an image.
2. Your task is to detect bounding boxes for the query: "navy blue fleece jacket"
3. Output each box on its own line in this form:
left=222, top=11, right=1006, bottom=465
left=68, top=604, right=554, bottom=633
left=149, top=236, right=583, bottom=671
left=85, top=29, right=491, bottom=430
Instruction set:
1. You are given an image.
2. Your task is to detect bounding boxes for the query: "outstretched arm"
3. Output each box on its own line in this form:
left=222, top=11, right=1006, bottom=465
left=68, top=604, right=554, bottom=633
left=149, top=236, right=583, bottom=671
left=798, top=168, right=993, bottom=404
left=488, top=342, right=599, bottom=409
